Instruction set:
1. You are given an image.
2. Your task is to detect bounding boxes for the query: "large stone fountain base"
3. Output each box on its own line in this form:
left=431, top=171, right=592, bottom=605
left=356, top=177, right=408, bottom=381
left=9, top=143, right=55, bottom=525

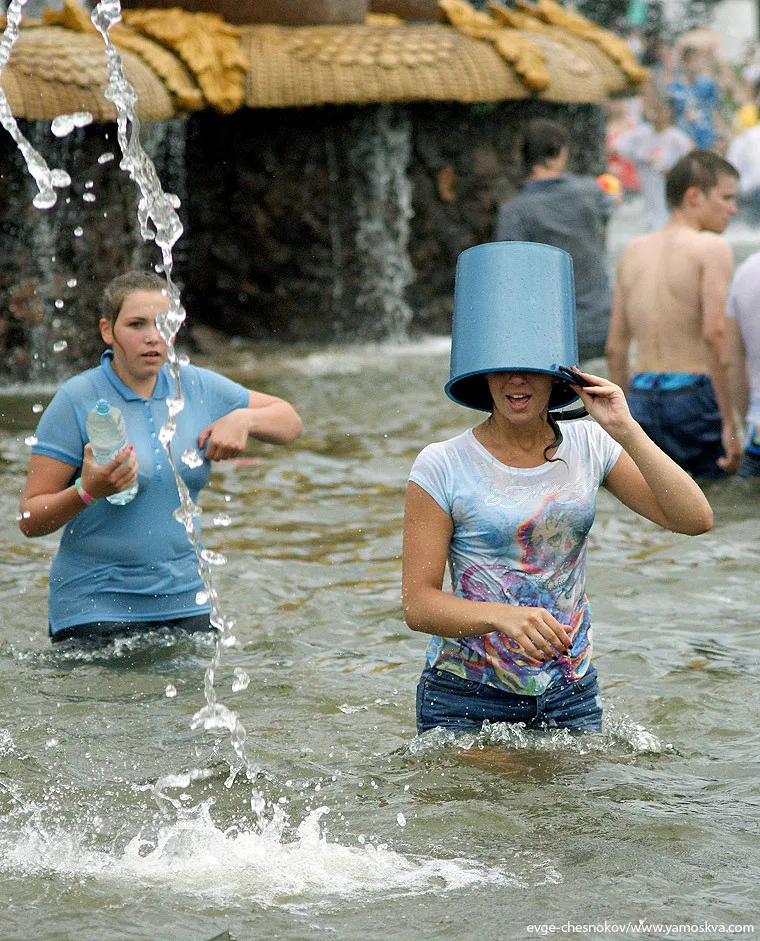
left=0, top=100, right=604, bottom=380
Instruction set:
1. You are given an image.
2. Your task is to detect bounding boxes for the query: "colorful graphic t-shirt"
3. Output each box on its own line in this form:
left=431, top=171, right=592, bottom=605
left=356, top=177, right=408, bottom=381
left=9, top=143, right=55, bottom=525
left=408, top=422, right=622, bottom=695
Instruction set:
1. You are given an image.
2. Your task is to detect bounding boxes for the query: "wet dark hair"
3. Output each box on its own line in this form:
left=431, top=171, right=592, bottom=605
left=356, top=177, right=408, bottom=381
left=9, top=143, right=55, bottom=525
left=101, top=270, right=167, bottom=326
left=520, top=118, right=569, bottom=173
left=665, top=150, right=739, bottom=209
left=544, top=412, right=563, bottom=463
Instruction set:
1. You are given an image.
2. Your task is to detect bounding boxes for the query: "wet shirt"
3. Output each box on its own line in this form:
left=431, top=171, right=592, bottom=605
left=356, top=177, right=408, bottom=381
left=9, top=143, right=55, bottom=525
left=32, top=351, right=250, bottom=634
left=408, top=423, right=621, bottom=695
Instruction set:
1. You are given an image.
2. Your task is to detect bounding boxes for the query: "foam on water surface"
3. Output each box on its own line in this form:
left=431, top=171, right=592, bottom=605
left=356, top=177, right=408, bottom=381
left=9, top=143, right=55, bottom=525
left=0, top=800, right=520, bottom=909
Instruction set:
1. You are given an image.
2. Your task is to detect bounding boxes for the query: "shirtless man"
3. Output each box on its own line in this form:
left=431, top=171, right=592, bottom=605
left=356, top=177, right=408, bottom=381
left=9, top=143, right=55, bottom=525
left=606, top=149, right=741, bottom=478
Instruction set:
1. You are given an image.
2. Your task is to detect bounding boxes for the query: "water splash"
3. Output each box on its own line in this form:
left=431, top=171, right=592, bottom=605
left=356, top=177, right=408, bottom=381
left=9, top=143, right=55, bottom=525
left=50, top=112, right=94, bottom=138
left=0, top=799, right=516, bottom=908
left=88, top=1, right=253, bottom=792
left=0, top=0, right=263, bottom=809
left=408, top=709, right=674, bottom=758
left=0, top=0, right=71, bottom=208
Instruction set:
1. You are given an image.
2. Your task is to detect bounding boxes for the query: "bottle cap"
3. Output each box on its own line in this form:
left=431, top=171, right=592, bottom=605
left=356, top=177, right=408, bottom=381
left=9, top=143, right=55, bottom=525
left=95, top=399, right=111, bottom=415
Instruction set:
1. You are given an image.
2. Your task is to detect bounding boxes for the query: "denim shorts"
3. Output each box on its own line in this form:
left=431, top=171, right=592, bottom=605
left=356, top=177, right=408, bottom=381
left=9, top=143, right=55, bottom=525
left=416, top=665, right=603, bottom=734
left=50, top=613, right=213, bottom=645
left=627, top=375, right=725, bottom=479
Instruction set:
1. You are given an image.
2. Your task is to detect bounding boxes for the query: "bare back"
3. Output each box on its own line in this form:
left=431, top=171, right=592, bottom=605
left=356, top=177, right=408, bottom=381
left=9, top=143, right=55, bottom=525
left=614, top=225, right=733, bottom=373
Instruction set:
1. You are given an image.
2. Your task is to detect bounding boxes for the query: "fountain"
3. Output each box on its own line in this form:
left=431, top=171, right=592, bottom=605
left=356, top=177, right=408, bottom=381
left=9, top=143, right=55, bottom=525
left=0, top=0, right=647, bottom=378
left=3, top=7, right=760, bottom=941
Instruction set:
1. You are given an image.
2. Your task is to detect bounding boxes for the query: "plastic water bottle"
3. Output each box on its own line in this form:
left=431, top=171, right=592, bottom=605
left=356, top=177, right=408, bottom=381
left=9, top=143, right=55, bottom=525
left=85, top=399, right=138, bottom=505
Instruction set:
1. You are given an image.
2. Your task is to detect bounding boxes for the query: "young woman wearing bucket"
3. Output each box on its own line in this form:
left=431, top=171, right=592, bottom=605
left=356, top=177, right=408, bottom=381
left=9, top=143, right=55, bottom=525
left=402, top=241, right=713, bottom=735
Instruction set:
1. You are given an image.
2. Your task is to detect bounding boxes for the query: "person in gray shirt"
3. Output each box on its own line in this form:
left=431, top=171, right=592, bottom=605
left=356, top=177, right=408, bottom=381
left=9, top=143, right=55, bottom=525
left=493, top=118, right=617, bottom=359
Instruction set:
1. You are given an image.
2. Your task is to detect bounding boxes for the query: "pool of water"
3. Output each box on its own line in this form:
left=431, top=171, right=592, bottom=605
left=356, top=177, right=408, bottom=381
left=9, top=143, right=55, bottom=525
left=0, top=335, right=758, bottom=941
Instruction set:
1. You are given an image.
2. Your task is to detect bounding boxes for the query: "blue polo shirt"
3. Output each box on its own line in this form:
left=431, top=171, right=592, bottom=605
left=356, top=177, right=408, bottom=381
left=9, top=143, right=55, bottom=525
left=32, top=351, right=250, bottom=635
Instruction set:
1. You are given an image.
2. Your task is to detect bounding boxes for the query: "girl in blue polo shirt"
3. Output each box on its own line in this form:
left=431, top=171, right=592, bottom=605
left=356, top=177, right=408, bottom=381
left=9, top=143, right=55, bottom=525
left=18, top=270, right=302, bottom=644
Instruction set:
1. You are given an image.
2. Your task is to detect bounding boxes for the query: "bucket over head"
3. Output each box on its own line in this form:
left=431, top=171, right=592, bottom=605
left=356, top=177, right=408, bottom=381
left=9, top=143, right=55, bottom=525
left=445, top=241, right=581, bottom=414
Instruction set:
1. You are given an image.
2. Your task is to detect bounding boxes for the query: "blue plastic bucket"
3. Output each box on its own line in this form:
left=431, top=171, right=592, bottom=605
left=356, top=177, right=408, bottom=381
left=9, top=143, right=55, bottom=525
left=445, top=241, right=581, bottom=412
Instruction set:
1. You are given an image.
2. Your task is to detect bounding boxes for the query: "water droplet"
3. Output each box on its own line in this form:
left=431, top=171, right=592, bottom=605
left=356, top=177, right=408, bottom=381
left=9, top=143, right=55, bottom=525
left=83, top=193, right=96, bottom=203
left=98, top=151, right=115, bottom=165
left=73, top=226, right=84, bottom=238
left=51, top=112, right=93, bottom=137
left=45, top=738, right=59, bottom=748
left=22, top=511, right=30, bottom=519
left=55, top=299, right=64, bottom=309
left=53, top=340, right=68, bottom=353
left=67, top=278, right=78, bottom=288
left=396, top=813, right=407, bottom=827
left=32, top=403, right=44, bottom=414
left=195, top=591, right=209, bottom=605
left=213, top=512, right=231, bottom=527
left=201, top=549, right=227, bottom=566
left=33, top=193, right=56, bottom=210
left=178, top=353, right=190, bottom=366
left=85, top=180, right=94, bottom=189
left=232, top=668, right=250, bottom=692
left=52, top=319, right=61, bottom=329
left=180, top=448, right=203, bottom=469
left=165, top=684, right=177, bottom=698
left=24, top=435, right=38, bottom=447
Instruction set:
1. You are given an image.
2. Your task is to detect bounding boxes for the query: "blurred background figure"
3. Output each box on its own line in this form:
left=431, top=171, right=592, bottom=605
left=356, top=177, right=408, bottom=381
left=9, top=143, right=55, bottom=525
left=493, top=118, right=618, bottom=360
left=613, top=88, right=694, bottom=230
left=667, top=42, right=725, bottom=150
left=739, top=41, right=760, bottom=97
left=605, top=97, right=642, bottom=200
left=734, top=43, right=760, bottom=132
left=727, top=79, right=760, bottom=227
left=726, top=248, right=760, bottom=477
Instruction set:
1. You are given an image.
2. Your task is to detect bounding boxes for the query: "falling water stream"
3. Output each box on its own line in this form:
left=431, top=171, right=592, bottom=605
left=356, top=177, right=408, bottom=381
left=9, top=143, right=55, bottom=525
left=1, top=0, right=258, bottom=819
left=87, top=0, right=254, bottom=791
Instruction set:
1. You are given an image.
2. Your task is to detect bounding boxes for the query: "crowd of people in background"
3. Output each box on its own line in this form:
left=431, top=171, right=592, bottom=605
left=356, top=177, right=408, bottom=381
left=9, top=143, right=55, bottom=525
left=494, top=21, right=760, bottom=485
left=606, top=31, right=760, bottom=230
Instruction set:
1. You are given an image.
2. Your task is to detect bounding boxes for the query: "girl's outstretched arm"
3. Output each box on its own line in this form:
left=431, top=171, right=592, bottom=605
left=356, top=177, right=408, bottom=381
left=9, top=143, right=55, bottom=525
left=567, top=369, right=713, bottom=535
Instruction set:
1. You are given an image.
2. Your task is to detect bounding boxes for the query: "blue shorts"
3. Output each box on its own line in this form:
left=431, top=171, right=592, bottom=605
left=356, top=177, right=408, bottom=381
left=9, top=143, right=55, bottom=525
left=50, top=613, right=213, bottom=645
left=738, top=423, right=760, bottom=479
left=627, top=374, right=726, bottom=479
left=415, top=665, right=603, bottom=734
